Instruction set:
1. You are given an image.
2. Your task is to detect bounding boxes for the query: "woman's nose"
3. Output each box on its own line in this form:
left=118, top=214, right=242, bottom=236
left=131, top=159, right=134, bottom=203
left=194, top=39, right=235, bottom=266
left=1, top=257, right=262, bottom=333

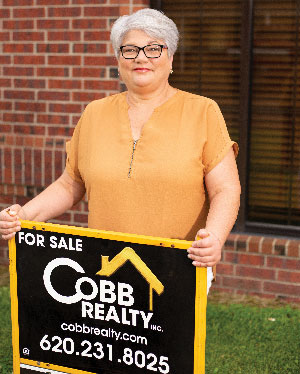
left=134, top=49, right=148, bottom=61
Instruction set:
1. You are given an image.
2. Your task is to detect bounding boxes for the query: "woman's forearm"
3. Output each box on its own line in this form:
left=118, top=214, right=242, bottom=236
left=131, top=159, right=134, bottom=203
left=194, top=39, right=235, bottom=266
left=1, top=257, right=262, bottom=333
left=205, top=187, right=240, bottom=246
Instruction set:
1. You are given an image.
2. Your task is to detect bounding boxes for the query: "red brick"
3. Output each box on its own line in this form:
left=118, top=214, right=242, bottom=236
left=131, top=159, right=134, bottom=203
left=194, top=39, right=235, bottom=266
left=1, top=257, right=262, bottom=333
left=37, top=0, right=69, bottom=4
left=119, top=6, right=130, bottom=16
left=84, top=31, right=111, bottom=41
left=73, top=0, right=106, bottom=3
left=4, top=20, right=34, bottom=29
left=14, top=149, right=22, bottom=184
left=72, top=67, right=106, bottom=78
left=267, top=257, right=300, bottom=270
left=48, top=7, right=81, bottom=17
left=48, top=31, right=80, bottom=41
left=133, top=6, right=147, bottom=12
left=0, top=124, right=12, bottom=133
left=44, top=150, right=53, bottom=185
left=264, top=281, right=300, bottom=296
left=49, top=103, right=82, bottom=113
left=0, top=9, right=10, bottom=18
left=224, top=251, right=238, bottom=264
left=216, top=263, right=234, bottom=275
left=14, top=125, right=45, bottom=136
left=48, top=79, right=81, bottom=90
left=14, top=56, right=45, bottom=65
left=14, top=79, right=45, bottom=89
left=72, top=19, right=106, bottom=29
left=4, top=113, right=34, bottom=123
left=109, top=0, right=132, bottom=3
left=0, top=32, right=10, bottom=41
left=0, top=102, right=12, bottom=110
left=3, top=44, right=33, bottom=53
left=238, top=253, right=265, bottom=266
left=33, top=149, right=42, bottom=186
left=277, top=270, right=300, bottom=283
left=3, top=0, right=33, bottom=5
left=73, top=43, right=107, bottom=54
left=4, top=90, right=34, bottom=100
left=286, top=240, right=300, bottom=258
left=273, top=238, right=287, bottom=256
left=47, top=127, right=74, bottom=137
left=74, top=213, right=88, bottom=223
left=38, top=91, right=70, bottom=101
left=13, top=32, right=44, bottom=41
left=48, top=56, right=81, bottom=65
left=84, top=56, right=117, bottom=66
left=37, top=67, right=69, bottom=77
left=37, top=114, right=69, bottom=125
left=223, top=276, right=262, bottom=292
left=248, top=235, right=262, bottom=253
left=53, top=213, right=72, bottom=222
left=14, top=8, right=45, bottom=18
left=0, top=56, right=11, bottom=64
left=84, top=80, right=119, bottom=90
left=84, top=6, right=119, bottom=17
left=54, top=151, right=63, bottom=179
left=260, top=237, right=274, bottom=254
left=0, top=79, right=11, bottom=87
left=236, top=265, right=275, bottom=280
left=15, top=102, right=46, bottom=112
left=224, top=233, right=238, bottom=251
left=37, top=44, right=69, bottom=53
left=72, top=91, right=106, bottom=102
left=4, top=149, right=12, bottom=184
left=4, top=66, right=34, bottom=76
left=37, top=19, right=70, bottom=29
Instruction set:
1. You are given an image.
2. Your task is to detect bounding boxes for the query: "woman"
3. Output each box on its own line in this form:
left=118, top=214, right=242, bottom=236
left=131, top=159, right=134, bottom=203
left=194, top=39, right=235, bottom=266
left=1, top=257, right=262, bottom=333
left=0, top=9, right=240, bottom=288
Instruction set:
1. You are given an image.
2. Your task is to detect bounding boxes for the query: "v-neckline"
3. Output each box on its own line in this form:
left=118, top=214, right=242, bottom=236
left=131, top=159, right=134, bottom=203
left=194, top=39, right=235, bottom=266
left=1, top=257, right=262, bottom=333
left=121, top=89, right=181, bottom=142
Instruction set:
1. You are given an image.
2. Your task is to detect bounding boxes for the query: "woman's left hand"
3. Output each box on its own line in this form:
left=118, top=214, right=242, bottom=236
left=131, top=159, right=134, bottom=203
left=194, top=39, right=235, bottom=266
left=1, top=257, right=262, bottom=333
left=187, top=228, right=222, bottom=267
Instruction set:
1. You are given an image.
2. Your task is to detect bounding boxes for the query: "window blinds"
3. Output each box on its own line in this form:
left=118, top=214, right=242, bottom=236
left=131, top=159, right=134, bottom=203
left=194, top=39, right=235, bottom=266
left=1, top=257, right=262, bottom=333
left=248, top=0, right=300, bottom=225
left=161, top=0, right=242, bottom=142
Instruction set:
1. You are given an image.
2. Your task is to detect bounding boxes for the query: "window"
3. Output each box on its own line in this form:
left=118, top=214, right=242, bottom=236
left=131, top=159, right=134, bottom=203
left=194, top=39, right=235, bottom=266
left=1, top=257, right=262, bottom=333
left=152, top=0, right=300, bottom=235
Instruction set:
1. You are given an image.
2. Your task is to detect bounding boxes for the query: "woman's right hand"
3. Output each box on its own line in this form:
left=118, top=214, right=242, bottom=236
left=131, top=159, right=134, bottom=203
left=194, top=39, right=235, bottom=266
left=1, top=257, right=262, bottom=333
left=0, top=204, right=23, bottom=240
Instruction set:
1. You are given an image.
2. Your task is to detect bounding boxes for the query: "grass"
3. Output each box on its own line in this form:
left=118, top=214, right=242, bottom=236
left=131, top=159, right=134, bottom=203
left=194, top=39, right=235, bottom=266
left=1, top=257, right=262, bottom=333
left=0, top=265, right=299, bottom=374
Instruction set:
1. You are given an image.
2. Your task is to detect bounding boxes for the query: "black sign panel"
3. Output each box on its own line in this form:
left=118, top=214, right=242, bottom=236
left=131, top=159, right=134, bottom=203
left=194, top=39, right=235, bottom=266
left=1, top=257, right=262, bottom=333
left=9, top=221, right=207, bottom=374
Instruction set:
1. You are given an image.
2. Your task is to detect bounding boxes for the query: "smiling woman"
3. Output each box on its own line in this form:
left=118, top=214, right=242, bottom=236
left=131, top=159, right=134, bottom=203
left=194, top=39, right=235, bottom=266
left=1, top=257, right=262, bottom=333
left=0, top=9, right=240, bottom=292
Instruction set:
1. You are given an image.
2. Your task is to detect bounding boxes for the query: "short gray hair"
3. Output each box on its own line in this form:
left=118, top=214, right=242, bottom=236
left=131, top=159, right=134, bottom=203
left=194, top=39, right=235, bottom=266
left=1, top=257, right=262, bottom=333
left=110, top=8, right=179, bottom=59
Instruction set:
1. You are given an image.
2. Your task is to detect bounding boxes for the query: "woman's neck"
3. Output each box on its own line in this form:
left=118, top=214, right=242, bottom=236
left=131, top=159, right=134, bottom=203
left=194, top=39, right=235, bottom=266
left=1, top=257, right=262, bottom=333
left=126, top=82, right=177, bottom=109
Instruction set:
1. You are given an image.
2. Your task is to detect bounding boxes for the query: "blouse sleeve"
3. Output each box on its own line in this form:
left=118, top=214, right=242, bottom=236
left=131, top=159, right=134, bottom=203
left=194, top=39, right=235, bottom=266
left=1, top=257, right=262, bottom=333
left=202, top=99, right=238, bottom=175
left=65, top=113, right=85, bottom=184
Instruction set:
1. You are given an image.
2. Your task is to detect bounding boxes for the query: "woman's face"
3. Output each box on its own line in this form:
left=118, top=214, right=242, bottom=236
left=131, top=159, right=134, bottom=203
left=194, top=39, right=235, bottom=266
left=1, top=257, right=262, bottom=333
left=118, top=29, right=173, bottom=92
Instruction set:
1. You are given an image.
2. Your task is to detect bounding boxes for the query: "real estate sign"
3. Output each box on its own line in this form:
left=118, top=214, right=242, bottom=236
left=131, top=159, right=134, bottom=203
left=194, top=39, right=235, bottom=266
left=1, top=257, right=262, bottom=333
left=9, top=221, right=207, bottom=374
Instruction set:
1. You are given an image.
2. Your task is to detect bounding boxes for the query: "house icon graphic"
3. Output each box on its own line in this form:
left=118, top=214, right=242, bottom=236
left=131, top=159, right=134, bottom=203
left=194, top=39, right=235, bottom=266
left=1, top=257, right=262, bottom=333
left=96, top=247, right=164, bottom=311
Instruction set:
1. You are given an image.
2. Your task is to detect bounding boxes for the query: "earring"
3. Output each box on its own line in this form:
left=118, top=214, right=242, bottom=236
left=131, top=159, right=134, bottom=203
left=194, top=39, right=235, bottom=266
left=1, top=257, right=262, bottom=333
left=170, top=69, right=173, bottom=74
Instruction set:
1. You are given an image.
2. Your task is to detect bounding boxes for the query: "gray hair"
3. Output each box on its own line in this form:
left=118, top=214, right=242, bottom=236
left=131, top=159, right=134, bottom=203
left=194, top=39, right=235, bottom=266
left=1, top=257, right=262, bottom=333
left=110, top=8, right=179, bottom=59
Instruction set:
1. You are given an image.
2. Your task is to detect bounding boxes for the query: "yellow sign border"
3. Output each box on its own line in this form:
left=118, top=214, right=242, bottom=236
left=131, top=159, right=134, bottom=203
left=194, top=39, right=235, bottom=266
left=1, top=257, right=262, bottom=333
left=9, top=220, right=207, bottom=374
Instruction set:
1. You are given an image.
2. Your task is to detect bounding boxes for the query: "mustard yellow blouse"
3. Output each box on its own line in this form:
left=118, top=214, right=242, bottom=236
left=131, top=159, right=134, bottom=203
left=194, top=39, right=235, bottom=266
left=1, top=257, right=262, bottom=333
left=66, top=89, right=236, bottom=240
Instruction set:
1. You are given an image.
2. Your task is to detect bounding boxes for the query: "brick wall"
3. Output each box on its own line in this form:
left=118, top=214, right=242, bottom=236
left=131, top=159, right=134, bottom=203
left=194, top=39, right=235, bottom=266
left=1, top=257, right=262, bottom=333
left=1, top=1, right=299, bottom=304
left=213, top=234, right=300, bottom=304
left=0, top=0, right=149, bottom=260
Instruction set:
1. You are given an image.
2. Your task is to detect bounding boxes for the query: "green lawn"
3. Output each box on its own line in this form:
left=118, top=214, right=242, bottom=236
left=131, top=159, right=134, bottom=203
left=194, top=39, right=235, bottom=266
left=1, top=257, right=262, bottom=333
left=0, top=274, right=299, bottom=374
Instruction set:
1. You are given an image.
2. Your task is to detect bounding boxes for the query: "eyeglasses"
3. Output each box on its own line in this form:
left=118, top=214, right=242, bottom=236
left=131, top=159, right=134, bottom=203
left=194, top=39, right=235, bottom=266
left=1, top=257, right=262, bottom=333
left=119, top=44, right=168, bottom=59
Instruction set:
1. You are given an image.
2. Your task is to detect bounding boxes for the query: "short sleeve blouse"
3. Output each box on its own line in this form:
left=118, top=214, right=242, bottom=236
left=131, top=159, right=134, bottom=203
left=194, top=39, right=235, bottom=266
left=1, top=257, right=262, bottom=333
left=66, top=89, right=237, bottom=240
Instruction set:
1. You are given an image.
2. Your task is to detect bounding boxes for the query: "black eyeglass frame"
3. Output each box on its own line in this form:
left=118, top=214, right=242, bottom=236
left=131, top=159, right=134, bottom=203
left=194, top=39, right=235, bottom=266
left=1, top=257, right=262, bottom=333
left=119, top=44, right=168, bottom=59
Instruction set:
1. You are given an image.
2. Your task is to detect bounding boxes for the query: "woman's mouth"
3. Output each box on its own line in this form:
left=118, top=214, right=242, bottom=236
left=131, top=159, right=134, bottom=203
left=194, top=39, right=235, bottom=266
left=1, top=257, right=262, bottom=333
left=134, top=68, right=151, bottom=72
